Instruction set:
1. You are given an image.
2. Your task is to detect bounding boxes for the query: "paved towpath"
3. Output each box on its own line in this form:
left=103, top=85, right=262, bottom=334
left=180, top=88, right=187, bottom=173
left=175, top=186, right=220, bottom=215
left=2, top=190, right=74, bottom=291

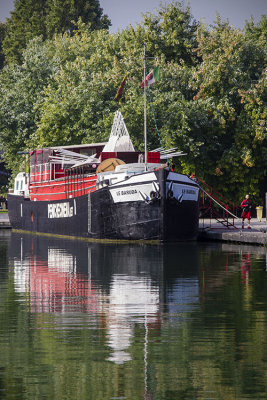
left=199, top=218, right=267, bottom=245
left=0, top=212, right=11, bottom=228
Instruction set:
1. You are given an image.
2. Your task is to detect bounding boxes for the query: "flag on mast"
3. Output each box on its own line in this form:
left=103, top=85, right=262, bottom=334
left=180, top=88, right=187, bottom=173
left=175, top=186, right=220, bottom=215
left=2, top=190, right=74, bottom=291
left=114, top=73, right=127, bottom=104
left=141, top=66, right=160, bottom=88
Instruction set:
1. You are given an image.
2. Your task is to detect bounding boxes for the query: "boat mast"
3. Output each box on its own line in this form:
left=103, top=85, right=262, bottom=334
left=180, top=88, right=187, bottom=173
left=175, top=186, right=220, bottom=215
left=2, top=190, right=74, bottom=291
left=143, top=41, right=147, bottom=170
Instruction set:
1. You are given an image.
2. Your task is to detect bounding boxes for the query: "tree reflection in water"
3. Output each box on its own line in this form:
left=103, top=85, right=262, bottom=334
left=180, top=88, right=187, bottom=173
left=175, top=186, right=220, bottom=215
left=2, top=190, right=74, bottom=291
left=0, top=232, right=266, bottom=399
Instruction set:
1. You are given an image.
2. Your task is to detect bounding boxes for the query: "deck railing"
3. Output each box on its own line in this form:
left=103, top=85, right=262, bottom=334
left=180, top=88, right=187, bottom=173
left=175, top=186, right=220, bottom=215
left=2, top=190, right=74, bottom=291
left=192, top=175, right=239, bottom=229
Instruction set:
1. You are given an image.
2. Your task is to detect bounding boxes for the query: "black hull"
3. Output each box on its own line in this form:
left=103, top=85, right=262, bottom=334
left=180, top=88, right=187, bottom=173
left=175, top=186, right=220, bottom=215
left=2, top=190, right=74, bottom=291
left=8, top=170, right=199, bottom=241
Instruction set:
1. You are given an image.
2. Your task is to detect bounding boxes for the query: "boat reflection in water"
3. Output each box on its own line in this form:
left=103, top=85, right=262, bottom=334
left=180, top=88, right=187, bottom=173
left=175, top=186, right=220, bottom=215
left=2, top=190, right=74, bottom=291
left=9, top=233, right=200, bottom=365
left=6, top=233, right=267, bottom=399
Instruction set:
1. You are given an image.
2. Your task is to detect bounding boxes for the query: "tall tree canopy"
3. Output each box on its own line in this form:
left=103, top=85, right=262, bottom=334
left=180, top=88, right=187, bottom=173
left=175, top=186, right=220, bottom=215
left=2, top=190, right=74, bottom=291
left=0, top=22, right=6, bottom=69
left=0, top=3, right=266, bottom=203
left=188, top=17, right=266, bottom=199
left=2, top=0, right=111, bottom=64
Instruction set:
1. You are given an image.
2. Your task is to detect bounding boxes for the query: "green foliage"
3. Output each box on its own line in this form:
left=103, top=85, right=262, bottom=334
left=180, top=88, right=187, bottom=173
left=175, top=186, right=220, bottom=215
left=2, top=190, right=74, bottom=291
left=190, top=18, right=266, bottom=202
left=0, top=3, right=266, bottom=203
left=0, top=22, right=6, bottom=69
left=2, top=0, right=48, bottom=64
left=143, top=1, right=199, bottom=64
left=0, top=37, right=57, bottom=174
left=244, top=15, right=267, bottom=46
left=2, top=0, right=111, bottom=64
left=45, top=0, right=111, bottom=35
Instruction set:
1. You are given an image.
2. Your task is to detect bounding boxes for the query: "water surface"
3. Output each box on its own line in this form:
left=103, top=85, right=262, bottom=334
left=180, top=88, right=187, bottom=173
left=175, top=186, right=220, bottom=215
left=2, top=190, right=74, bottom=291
left=0, top=232, right=266, bottom=399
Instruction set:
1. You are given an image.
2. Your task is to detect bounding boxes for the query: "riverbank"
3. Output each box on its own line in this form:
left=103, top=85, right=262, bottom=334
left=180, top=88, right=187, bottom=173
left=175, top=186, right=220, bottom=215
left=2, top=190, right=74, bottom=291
left=0, top=212, right=11, bottom=228
left=198, top=218, right=267, bottom=246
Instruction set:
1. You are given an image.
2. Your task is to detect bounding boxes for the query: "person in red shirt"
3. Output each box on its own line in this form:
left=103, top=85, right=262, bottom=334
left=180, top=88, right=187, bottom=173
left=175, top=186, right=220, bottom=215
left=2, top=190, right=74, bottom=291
left=241, top=194, right=252, bottom=229
left=170, top=162, right=176, bottom=172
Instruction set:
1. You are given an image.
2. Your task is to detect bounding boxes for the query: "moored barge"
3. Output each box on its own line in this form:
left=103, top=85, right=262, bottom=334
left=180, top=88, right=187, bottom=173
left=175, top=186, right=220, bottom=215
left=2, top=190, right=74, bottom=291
left=8, top=112, right=199, bottom=241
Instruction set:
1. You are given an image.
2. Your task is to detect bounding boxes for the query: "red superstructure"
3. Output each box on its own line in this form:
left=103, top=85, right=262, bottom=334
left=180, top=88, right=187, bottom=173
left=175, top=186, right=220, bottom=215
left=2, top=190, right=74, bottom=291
left=29, top=143, right=105, bottom=201
left=29, top=143, right=160, bottom=202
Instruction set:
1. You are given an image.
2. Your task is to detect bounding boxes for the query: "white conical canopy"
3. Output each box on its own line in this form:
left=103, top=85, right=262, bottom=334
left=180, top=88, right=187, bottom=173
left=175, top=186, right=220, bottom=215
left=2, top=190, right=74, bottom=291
left=102, top=111, right=135, bottom=152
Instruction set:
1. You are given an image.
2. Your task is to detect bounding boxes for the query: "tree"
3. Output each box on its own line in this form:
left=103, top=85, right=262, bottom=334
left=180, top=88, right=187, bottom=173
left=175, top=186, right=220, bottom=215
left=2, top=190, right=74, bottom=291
left=2, top=0, right=48, bottom=64
left=45, top=0, right=111, bottom=35
left=0, top=3, right=265, bottom=203
left=142, top=1, right=199, bottom=65
left=0, top=22, right=6, bottom=69
left=244, top=15, right=267, bottom=45
left=2, top=0, right=110, bottom=64
left=0, top=37, right=57, bottom=173
left=187, top=18, right=266, bottom=202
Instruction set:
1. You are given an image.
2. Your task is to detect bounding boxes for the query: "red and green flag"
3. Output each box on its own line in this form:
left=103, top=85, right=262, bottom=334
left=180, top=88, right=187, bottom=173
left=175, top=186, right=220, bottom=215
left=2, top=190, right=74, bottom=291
left=140, top=66, right=160, bottom=88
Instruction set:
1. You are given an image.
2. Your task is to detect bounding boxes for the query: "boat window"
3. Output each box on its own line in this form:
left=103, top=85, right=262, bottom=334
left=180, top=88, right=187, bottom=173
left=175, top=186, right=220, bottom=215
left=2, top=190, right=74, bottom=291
left=80, top=148, right=95, bottom=156
left=37, top=151, right=43, bottom=165
left=31, top=152, right=36, bottom=172
left=103, top=179, right=110, bottom=186
left=30, top=152, right=36, bottom=164
left=43, top=150, right=50, bottom=163
left=36, top=162, right=41, bottom=173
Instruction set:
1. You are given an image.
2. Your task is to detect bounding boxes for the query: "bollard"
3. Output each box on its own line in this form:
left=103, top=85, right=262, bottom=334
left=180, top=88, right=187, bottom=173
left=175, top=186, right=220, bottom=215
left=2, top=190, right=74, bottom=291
left=256, top=206, right=263, bottom=222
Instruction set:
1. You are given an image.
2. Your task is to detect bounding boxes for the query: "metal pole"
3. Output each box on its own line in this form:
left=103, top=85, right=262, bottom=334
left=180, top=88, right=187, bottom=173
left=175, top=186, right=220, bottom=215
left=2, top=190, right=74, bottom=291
left=144, top=41, right=147, bottom=170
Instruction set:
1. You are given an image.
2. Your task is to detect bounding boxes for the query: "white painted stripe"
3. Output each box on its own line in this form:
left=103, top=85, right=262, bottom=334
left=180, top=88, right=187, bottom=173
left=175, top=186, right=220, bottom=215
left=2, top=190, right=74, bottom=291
left=111, top=172, right=157, bottom=187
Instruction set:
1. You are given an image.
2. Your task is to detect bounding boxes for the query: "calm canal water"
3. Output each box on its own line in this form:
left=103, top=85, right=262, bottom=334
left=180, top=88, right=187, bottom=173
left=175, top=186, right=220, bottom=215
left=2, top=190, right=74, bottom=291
left=0, top=231, right=266, bottom=400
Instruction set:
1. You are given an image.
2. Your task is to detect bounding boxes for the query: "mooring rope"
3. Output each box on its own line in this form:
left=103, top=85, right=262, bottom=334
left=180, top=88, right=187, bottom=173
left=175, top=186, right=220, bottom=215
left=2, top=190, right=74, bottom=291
left=198, top=185, right=264, bottom=233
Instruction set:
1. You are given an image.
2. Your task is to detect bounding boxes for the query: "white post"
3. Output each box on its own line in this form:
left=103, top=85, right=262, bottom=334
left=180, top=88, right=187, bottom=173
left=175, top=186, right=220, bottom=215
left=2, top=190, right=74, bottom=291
left=143, top=42, right=147, bottom=170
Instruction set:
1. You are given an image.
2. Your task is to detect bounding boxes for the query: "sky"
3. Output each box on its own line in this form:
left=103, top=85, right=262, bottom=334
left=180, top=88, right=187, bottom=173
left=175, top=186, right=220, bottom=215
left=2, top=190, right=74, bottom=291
left=0, top=0, right=266, bottom=31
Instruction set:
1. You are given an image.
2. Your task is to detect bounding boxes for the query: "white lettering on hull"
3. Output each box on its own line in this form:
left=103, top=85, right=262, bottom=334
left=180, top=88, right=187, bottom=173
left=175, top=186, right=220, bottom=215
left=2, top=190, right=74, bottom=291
left=166, top=183, right=199, bottom=201
left=48, top=202, right=74, bottom=218
left=110, top=184, right=153, bottom=203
